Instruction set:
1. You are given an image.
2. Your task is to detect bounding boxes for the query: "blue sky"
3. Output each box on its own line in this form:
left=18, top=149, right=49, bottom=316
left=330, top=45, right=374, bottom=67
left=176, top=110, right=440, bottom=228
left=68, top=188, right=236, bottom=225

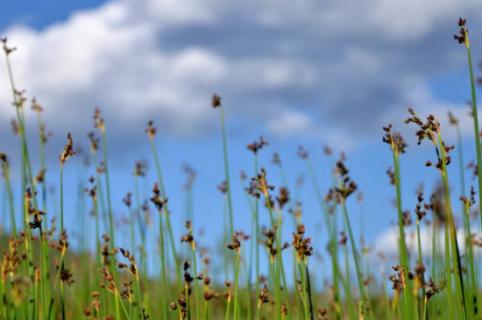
left=1, top=0, right=482, bottom=274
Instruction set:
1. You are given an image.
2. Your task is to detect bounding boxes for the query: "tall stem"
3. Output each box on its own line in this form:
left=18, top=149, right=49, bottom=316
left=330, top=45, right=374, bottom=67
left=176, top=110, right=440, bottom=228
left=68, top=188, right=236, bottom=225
left=464, top=33, right=482, bottom=229
left=219, top=107, right=234, bottom=235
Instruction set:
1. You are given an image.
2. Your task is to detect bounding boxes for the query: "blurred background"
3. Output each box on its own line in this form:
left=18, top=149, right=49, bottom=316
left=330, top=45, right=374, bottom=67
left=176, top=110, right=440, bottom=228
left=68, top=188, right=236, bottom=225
left=1, top=0, right=482, bottom=276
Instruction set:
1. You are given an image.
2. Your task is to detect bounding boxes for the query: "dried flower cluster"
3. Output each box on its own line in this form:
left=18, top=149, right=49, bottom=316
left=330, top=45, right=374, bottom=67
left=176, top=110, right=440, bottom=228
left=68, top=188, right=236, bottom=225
left=382, top=124, right=408, bottom=154
left=93, top=107, right=105, bottom=131
left=453, top=18, right=468, bottom=45
left=181, top=220, right=196, bottom=250
left=118, top=248, right=138, bottom=278
left=292, top=224, right=313, bottom=262
left=247, top=136, right=268, bottom=154
left=226, top=230, right=249, bottom=253
left=262, top=227, right=289, bottom=260
left=325, top=159, right=358, bottom=204
left=150, top=183, right=168, bottom=211
left=211, top=94, right=221, bottom=108
left=59, top=133, right=75, bottom=165
left=146, top=120, right=156, bottom=140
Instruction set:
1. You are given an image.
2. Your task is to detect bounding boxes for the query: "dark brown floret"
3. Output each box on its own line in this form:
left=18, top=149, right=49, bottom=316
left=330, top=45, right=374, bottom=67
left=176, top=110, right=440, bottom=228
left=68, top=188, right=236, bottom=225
left=59, top=133, right=75, bottom=165
left=211, top=94, right=221, bottom=108
left=258, top=284, right=270, bottom=305
left=453, top=18, right=467, bottom=45
left=382, top=124, right=408, bottom=154
left=247, top=136, right=268, bottom=154
left=1, top=37, right=16, bottom=55
left=123, top=192, right=132, bottom=208
left=145, top=120, right=156, bottom=140
left=415, top=187, right=427, bottom=221
left=181, top=219, right=196, bottom=249
left=93, top=107, right=105, bottom=131
left=327, top=158, right=358, bottom=203
left=150, top=183, right=168, bottom=211
left=292, top=224, right=313, bottom=262
left=218, top=180, right=228, bottom=194
left=226, top=230, right=249, bottom=253
left=425, top=278, right=445, bottom=300
left=276, top=187, right=290, bottom=210
left=134, top=161, right=147, bottom=177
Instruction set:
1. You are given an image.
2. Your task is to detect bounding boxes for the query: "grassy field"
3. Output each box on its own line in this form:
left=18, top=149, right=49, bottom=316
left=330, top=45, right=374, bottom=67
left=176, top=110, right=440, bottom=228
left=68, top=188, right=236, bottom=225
left=0, top=18, right=481, bottom=319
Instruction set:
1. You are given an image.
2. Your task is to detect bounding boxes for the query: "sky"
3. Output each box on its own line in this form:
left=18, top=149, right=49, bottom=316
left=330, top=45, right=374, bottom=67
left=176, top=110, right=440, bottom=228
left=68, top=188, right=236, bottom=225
left=1, top=0, right=482, bottom=275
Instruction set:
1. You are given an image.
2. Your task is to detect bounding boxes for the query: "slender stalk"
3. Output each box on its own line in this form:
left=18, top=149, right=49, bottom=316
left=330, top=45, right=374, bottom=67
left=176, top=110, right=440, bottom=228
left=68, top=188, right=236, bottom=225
left=233, top=251, right=241, bottom=320
left=462, top=28, right=482, bottom=229
left=341, top=204, right=372, bottom=319
left=2, top=161, right=16, bottom=235
left=158, top=211, right=168, bottom=320
left=148, top=138, right=182, bottom=287
left=219, top=106, right=234, bottom=236
left=100, top=130, right=115, bottom=246
left=305, top=158, right=341, bottom=317
left=437, top=133, right=468, bottom=319
left=391, top=151, right=416, bottom=319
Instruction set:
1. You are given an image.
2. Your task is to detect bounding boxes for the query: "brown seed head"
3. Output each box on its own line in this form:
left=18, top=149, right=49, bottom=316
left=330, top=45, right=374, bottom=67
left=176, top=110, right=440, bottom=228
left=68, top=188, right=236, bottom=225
left=31, top=98, right=43, bottom=113
left=453, top=18, right=468, bottom=45
left=146, top=120, right=156, bottom=140
left=447, top=111, right=459, bottom=126
left=211, top=94, right=221, bottom=108
left=59, top=133, right=75, bottom=165
left=247, top=136, right=268, bottom=154
left=93, top=107, right=105, bottom=131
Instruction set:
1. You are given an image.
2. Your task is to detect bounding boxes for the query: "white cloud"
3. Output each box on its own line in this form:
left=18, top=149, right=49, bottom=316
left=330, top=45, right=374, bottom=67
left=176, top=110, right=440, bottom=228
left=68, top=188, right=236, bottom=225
left=374, top=225, right=482, bottom=259
left=267, top=110, right=313, bottom=136
left=0, top=0, right=481, bottom=148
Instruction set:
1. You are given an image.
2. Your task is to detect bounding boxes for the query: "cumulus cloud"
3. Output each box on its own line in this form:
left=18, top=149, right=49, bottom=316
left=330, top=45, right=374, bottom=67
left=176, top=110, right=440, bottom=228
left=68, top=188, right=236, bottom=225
left=267, top=110, right=313, bottom=137
left=0, top=0, right=481, bottom=150
left=373, top=225, right=482, bottom=259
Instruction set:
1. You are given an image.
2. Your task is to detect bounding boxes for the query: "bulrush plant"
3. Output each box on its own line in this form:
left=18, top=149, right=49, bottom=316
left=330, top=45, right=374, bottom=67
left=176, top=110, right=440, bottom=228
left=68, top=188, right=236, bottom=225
left=2, top=16, right=482, bottom=320
left=249, top=168, right=291, bottom=319
left=246, top=136, right=268, bottom=314
left=31, top=98, right=50, bottom=214
left=150, top=182, right=170, bottom=320
left=1, top=38, right=36, bottom=206
left=292, top=224, right=314, bottom=320
left=405, top=108, right=468, bottom=318
left=93, top=108, right=115, bottom=247
left=212, top=94, right=235, bottom=237
left=298, top=146, right=343, bottom=319
left=326, top=157, right=373, bottom=319
left=181, top=219, right=202, bottom=320
left=382, top=124, right=415, bottom=319
left=454, top=19, right=482, bottom=229
left=133, top=160, right=148, bottom=275
left=146, top=120, right=182, bottom=289
left=226, top=230, right=249, bottom=320
left=0, top=153, right=16, bottom=235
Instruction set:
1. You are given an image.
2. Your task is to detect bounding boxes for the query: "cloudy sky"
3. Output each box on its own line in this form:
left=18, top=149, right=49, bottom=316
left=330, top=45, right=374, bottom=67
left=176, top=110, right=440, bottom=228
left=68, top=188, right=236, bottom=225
left=1, top=0, right=482, bottom=262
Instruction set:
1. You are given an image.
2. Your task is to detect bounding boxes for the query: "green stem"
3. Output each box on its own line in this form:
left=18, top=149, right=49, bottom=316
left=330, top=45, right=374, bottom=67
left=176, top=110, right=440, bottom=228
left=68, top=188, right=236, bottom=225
left=392, top=151, right=416, bottom=320
left=149, top=139, right=182, bottom=287
left=101, top=130, right=115, bottom=246
left=464, top=38, right=482, bottom=229
left=341, top=204, right=372, bottom=319
left=219, top=106, right=234, bottom=236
